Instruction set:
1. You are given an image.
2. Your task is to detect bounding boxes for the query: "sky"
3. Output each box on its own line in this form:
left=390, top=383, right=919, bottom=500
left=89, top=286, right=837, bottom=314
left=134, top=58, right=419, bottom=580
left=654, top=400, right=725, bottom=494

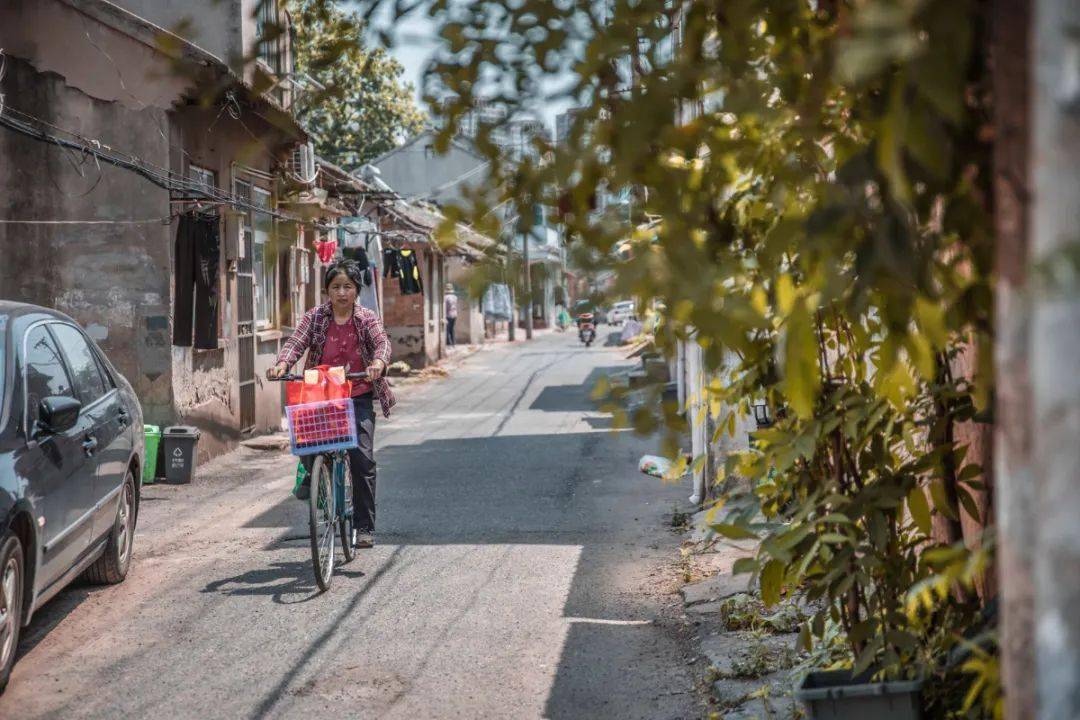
left=352, top=1, right=574, bottom=132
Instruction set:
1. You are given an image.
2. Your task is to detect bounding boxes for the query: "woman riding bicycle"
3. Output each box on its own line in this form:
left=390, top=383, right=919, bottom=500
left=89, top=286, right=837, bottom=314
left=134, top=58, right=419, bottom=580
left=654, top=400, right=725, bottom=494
left=267, top=259, right=395, bottom=549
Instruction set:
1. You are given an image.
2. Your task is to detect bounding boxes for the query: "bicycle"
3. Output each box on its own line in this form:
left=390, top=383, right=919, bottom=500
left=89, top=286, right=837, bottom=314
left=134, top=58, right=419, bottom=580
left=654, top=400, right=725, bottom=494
left=269, top=371, right=368, bottom=592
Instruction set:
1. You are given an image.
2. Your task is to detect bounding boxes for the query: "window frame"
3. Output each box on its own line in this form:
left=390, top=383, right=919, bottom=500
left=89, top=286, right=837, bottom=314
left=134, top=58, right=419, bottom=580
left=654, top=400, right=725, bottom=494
left=22, top=321, right=78, bottom=438
left=49, top=323, right=110, bottom=408
left=188, top=164, right=217, bottom=196
left=252, top=186, right=275, bottom=329
left=255, top=0, right=282, bottom=75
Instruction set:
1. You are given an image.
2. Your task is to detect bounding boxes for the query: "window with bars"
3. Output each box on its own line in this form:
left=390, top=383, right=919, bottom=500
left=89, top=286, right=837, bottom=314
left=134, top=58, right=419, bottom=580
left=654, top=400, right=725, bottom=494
left=252, top=187, right=274, bottom=329
left=189, top=165, right=216, bottom=195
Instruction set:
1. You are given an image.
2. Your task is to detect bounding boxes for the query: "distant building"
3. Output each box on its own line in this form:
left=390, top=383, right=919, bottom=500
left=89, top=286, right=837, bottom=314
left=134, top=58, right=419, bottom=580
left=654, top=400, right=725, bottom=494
left=556, top=108, right=585, bottom=144
left=440, top=98, right=551, bottom=163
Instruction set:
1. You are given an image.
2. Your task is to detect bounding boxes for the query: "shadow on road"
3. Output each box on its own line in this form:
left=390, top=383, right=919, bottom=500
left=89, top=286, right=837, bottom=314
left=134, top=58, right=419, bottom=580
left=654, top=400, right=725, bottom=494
left=239, top=426, right=695, bottom=717
left=248, top=545, right=407, bottom=719
left=528, top=365, right=627, bottom=413
left=14, top=579, right=97, bottom=663
left=201, top=560, right=367, bottom=604
left=583, top=416, right=618, bottom=430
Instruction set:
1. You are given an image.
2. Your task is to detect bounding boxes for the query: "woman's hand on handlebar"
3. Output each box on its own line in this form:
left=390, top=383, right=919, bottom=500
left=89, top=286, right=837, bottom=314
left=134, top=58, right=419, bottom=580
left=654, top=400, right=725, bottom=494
left=367, top=359, right=386, bottom=381
left=267, top=362, right=289, bottom=380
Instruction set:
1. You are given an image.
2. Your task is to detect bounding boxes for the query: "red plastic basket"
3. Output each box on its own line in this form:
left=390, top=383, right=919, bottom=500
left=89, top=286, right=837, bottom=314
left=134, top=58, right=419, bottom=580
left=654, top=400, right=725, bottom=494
left=285, top=399, right=358, bottom=455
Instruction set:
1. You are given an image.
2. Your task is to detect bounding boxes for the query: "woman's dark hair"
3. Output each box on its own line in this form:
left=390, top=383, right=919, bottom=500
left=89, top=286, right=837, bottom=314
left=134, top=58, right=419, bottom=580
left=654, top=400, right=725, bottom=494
left=323, top=259, right=364, bottom=292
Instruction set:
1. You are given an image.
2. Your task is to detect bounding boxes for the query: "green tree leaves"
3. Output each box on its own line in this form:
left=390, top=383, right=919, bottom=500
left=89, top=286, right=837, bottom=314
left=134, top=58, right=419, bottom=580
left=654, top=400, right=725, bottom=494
left=288, top=0, right=425, bottom=170
left=351, top=0, right=996, bottom=700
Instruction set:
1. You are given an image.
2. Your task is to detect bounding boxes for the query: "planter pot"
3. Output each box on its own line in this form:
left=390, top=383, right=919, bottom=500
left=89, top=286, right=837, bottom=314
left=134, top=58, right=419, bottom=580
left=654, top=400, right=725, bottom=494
left=796, top=670, right=924, bottom=720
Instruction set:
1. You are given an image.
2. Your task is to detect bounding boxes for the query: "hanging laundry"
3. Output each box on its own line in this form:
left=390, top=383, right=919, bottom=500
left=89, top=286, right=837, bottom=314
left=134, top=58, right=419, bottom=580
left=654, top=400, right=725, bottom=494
left=397, top=249, right=423, bottom=295
left=482, top=283, right=512, bottom=321
left=342, top=246, right=373, bottom=286
left=314, top=237, right=338, bottom=263
left=173, top=212, right=221, bottom=349
left=383, top=247, right=403, bottom=279
left=344, top=245, right=381, bottom=315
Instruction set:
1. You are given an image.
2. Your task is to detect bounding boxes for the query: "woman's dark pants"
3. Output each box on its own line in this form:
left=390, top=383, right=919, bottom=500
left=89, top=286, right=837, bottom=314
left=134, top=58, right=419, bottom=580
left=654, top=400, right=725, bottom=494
left=301, top=395, right=377, bottom=532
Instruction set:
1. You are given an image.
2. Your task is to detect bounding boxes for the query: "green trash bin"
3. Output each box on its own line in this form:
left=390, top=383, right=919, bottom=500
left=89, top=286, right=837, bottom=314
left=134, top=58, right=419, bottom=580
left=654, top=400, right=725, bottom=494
left=143, top=425, right=161, bottom=485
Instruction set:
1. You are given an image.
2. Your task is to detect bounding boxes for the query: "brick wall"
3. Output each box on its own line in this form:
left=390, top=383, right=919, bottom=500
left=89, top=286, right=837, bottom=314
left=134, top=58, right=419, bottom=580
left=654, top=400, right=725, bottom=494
left=381, top=241, right=431, bottom=365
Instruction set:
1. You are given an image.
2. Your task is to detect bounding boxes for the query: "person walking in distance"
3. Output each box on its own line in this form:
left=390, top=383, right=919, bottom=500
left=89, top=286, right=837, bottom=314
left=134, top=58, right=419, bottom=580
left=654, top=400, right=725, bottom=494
left=444, top=283, right=459, bottom=347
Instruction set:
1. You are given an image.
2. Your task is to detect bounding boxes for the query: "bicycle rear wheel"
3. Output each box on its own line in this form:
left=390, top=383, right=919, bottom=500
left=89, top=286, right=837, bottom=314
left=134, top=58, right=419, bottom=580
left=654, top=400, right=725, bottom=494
left=309, top=455, right=336, bottom=591
left=338, top=458, right=356, bottom=564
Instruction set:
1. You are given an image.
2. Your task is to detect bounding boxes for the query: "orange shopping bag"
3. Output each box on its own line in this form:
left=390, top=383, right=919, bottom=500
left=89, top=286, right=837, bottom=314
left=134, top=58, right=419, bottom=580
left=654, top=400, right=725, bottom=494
left=285, top=365, right=352, bottom=407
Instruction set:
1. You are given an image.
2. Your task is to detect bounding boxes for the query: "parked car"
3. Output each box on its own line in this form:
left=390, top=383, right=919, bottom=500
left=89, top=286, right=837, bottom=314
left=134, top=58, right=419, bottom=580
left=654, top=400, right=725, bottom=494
left=0, top=302, right=144, bottom=692
left=608, top=300, right=637, bottom=325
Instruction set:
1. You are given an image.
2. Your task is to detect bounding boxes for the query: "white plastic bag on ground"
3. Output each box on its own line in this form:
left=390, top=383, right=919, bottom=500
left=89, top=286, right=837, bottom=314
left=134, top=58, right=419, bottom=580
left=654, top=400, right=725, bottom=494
left=638, top=455, right=672, bottom=478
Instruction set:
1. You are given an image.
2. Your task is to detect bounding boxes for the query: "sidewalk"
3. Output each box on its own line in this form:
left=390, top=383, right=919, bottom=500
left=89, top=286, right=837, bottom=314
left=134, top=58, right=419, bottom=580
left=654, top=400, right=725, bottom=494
left=677, top=509, right=809, bottom=719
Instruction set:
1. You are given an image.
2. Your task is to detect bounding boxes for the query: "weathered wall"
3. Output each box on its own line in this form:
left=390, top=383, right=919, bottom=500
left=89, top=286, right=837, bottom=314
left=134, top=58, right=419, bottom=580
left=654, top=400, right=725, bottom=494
left=109, top=0, right=244, bottom=71
left=381, top=242, right=440, bottom=367
left=0, top=55, right=175, bottom=424
left=0, top=0, right=196, bottom=112
left=168, top=103, right=296, bottom=457
left=1, top=0, right=303, bottom=463
left=426, top=253, right=445, bottom=361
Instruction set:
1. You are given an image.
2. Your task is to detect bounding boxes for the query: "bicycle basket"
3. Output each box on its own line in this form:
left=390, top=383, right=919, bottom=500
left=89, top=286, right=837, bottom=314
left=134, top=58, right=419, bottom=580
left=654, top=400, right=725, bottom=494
left=285, top=399, right=358, bottom=456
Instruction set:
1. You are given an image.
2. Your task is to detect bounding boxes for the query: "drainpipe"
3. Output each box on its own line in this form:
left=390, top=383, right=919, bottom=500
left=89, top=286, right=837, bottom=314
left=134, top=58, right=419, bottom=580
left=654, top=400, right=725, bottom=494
left=685, top=331, right=706, bottom=505
left=676, top=340, right=686, bottom=411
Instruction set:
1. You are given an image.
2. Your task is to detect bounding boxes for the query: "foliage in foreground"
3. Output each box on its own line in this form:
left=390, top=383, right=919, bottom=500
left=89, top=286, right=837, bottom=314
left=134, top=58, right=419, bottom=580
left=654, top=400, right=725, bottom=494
left=359, top=0, right=1000, bottom=714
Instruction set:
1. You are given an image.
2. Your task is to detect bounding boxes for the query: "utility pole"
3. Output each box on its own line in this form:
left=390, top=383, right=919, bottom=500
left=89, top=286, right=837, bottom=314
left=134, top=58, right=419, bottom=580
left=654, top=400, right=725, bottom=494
left=523, top=231, right=534, bottom=339
left=1025, top=0, right=1080, bottom=716
left=506, top=235, right=516, bottom=341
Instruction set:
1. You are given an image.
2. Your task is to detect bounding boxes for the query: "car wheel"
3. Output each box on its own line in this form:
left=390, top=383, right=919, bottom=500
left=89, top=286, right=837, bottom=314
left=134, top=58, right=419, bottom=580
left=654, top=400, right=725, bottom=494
left=0, top=531, right=24, bottom=694
left=84, top=469, right=136, bottom=585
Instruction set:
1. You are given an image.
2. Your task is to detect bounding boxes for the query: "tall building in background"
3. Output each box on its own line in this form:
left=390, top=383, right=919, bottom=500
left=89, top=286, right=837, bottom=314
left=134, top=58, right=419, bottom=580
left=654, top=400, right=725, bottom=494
left=442, top=99, right=551, bottom=162
left=556, top=108, right=585, bottom=145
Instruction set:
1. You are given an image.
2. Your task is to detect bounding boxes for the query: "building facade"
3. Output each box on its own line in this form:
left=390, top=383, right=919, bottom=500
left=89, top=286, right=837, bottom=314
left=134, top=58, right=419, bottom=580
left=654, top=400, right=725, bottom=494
left=0, top=0, right=312, bottom=461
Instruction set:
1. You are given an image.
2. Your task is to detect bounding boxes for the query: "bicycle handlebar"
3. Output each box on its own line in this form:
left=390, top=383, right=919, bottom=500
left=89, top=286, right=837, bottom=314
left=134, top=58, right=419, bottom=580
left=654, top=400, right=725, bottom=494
left=267, top=371, right=369, bottom=382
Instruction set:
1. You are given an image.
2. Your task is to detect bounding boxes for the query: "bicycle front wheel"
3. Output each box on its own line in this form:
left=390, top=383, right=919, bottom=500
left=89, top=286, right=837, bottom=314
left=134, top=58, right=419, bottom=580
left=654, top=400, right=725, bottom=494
left=339, top=459, right=356, bottom=564
left=309, top=455, right=336, bottom=591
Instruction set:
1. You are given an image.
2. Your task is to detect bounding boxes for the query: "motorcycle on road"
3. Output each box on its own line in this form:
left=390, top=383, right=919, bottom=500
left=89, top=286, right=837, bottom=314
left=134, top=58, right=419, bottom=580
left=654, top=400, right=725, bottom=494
left=577, top=313, right=596, bottom=347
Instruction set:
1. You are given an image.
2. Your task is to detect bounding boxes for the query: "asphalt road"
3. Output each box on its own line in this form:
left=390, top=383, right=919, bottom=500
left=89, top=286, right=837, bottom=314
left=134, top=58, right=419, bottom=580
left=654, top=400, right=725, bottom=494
left=2, top=331, right=700, bottom=719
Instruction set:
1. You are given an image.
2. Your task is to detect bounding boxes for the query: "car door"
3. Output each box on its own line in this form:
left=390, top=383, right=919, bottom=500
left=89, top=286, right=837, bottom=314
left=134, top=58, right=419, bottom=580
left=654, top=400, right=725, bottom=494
left=20, top=324, right=97, bottom=590
left=49, top=323, right=129, bottom=544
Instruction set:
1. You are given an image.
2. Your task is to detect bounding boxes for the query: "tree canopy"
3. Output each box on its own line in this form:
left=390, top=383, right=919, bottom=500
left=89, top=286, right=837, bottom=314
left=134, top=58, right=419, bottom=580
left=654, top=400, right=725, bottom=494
left=288, top=0, right=425, bottom=170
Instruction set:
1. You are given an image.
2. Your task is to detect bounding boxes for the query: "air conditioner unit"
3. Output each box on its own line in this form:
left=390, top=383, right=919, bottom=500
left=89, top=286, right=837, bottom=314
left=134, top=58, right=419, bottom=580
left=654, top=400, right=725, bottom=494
left=288, top=141, right=317, bottom=184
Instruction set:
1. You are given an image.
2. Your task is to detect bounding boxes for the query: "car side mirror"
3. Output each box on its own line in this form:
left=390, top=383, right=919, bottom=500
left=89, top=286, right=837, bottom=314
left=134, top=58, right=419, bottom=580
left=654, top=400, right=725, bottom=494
left=38, top=396, right=82, bottom=435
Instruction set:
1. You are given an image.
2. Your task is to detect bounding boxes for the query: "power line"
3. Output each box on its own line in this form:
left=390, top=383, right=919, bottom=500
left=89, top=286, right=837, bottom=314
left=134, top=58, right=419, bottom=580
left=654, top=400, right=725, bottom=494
left=0, top=102, right=473, bottom=251
left=0, top=218, right=173, bottom=225
left=0, top=104, right=360, bottom=234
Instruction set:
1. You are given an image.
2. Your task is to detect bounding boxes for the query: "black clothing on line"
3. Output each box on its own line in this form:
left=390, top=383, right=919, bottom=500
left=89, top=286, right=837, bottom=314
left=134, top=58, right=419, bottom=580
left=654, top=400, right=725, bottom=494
left=173, top=212, right=221, bottom=349
left=382, top=247, right=402, bottom=278
left=383, top=248, right=424, bottom=295
left=342, top=246, right=373, bottom=286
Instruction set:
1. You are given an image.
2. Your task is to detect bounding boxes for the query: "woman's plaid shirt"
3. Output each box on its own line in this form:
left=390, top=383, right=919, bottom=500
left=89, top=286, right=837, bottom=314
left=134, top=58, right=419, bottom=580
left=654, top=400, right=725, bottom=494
left=276, top=302, right=396, bottom=418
